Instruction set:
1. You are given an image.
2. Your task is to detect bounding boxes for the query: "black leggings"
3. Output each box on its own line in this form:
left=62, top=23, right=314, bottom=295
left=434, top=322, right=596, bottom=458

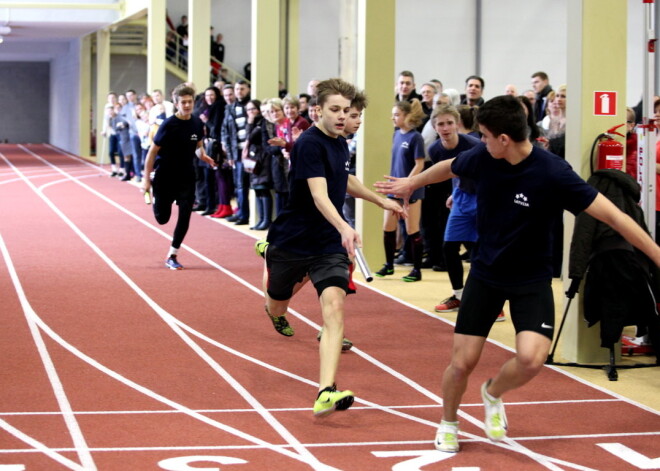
left=154, top=199, right=193, bottom=249
left=443, top=241, right=474, bottom=290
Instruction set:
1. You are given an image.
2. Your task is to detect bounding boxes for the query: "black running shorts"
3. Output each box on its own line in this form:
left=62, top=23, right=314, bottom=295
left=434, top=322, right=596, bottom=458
left=455, top=275, right=555, bottom=340
left=266, top=245, right=353, bottom=301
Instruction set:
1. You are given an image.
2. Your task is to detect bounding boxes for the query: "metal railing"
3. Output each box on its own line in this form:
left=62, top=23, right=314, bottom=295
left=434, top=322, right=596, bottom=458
left=103, top=23, right=249, bottom=85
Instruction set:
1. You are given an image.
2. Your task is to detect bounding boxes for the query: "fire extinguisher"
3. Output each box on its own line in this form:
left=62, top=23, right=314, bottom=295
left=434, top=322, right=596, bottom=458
left=590, top=123, right=625, bottom=174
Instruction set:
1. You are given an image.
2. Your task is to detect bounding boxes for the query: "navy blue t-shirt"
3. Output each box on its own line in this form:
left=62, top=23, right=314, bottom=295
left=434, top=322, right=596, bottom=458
left=429, top=133, right=480, bottom=194
left=267, top=126, right=350, bottom=255
left=390, top=129, right=425, bottom=200
left=451, top=143, right=598, bottom=286
left=153, top=114, right=204, bottom=181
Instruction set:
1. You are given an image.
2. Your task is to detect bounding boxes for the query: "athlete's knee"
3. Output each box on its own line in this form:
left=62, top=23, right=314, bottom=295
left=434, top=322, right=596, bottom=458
left=515, top=349, right=547, bottom=377
left=154, top=209, right=171, bottom=225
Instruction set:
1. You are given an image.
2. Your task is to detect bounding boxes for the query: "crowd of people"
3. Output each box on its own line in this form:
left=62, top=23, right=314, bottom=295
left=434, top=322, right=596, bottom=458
left=99, top=69, right=660, bottom=454
left=101, top=69, right=570, bottom=290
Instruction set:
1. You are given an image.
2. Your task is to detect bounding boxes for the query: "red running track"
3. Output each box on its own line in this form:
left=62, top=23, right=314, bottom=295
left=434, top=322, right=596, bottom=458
left=0, top=143, right=658, bottom=470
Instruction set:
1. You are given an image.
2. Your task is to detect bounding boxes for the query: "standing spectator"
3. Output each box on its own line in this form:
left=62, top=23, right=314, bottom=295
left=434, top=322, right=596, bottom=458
left=429, top=105, right=481, bottom=313
left=122, top=90, right=144, bottom=182
left=222, top=80, right=252, bottom=225
left=531, top=71, right=553, bottom=122
left=395, top=70, right=422, bottom=102
left=176, top=15, right=188, bottom=38
left=375, top=99, right=427, bottom=282
left=298, top=93, right=312, bottom=123
left=307, top=79, right=320, bottom=97
left=504, top=84, right=518, bottom=96
left=460, top=75, right=485, bottom=107
left=210, top=85, right=237, bottom=219
left=523, top=89, right=536, bottom=109
left=625, top=107, right=638, bottom=179
left=213, top=33, right=225, bottom=64
left=243, top=100, right=273, bottom=230
left=102, top=92, right=123, bottom=177
left=142, top=84, right=216, bottom=270
left=264, top=99, right=291, bottom=216
left=283, top=95, right=311, bottom=138
left=419, top=82, right=437, bottom=130
left=111, top=104, right=134, bottom=181
left=195, top=86, right=223, bottom=216
left=150, top=89, right=174, bottom=122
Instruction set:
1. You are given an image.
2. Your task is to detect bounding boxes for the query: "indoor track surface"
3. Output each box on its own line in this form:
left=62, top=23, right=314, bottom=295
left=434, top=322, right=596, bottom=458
left=0, top=143, right=658, bottom=470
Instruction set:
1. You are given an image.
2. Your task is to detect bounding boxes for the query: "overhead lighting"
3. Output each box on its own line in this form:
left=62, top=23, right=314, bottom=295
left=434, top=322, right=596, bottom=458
left=0, top=26, right=10, bottom=35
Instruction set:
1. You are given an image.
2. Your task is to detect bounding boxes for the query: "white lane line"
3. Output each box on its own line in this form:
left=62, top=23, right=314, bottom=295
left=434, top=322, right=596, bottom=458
left=22, top=145, right=626, bottom=470
left=0, top=418, right=85, bottom=470
left=0, top=233, right=96, bottom=471
left=5, top=149, right=338, bottom=471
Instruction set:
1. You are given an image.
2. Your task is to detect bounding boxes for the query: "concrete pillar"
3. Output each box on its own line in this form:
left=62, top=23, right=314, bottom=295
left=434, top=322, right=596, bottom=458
left=79, top=34, right=92, bottom=158
left=251, top=0, right=280, bottom=100
left=355, top=0, right=395, bottom=268
left=188, top=0, right=211, bottom=92
left=147, top=0, right=166, bottom=93
left=95, top=28, right=111, bottom=165
left=560, top=0, right=628, bottom=363
left=339, top=0, right=358, bottom=84
left=282, top=0, right=299, bottom=95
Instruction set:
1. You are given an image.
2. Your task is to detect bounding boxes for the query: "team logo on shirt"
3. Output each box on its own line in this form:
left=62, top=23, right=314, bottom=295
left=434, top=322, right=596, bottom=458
left=401, top=142, right=409, bottom=149
left=514, top=193, right=529, bottom=207
left=345, top=158, right=351, bottom=172
left=190, top=134, right=198, bottom=141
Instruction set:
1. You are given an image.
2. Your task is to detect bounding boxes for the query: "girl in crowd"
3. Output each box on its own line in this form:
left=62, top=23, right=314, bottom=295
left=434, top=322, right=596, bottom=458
left=264, top=98, right=292, bottom=215
left=375, top=99, right=427, bottom=282
left=243, top=99, right=273, bottom=230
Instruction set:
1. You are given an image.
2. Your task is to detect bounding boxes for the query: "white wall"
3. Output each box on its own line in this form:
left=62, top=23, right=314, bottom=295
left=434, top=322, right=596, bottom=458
left=627, top=0, right=645, bottom=107
left=296, top=0, right=341, bottom=94
left=50, top=39, right=81, bottom=151
left=395, top=0, right=478, bottom=94
left=480, top=0, right=567, bottom=99
left=164, top=0, right=648, bottom=104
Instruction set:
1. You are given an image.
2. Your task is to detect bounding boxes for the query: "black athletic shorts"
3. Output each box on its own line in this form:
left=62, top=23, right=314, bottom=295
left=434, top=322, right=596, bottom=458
left=455, top=275, right=555, bottom=340
left=265, top=245, right=355, bottom=301
left=387, top=195, right=421, bottom=205
left=152, top=171, right=195, bottom=207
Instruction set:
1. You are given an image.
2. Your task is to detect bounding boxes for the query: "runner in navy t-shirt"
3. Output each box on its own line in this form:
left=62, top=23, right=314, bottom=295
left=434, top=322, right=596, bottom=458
left=258, top=79, right=402, bottom=417
left=142, top=84, right=215, bottom=270
left=375, top=95, right=660, bottom=453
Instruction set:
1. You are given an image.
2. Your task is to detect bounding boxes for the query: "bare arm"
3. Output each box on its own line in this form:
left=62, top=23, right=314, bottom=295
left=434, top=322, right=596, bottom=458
left=409, top=157, right=425, bottom=178
left=347, top=174, right=406, bottom=217
left=584, top=193, right=660, bottom=266
left=308, top=177, right=360, bottom=256
left=196, top=141, right=216, bottom=167
left=373, top=158, right=456, bottom=199
left=141, top=143, right=160, bottom=192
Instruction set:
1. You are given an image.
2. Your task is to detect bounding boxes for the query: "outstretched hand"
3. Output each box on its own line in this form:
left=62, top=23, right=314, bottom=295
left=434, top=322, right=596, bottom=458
left=381, top=197, right=408, bottom=219
left=373, top=175, right=413, bottom=200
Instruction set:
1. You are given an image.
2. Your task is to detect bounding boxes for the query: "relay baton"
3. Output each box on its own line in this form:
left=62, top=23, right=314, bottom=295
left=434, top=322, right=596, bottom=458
left=144, top=190, right=152, bottom=205
left=354, top=247, right=373, bottom=282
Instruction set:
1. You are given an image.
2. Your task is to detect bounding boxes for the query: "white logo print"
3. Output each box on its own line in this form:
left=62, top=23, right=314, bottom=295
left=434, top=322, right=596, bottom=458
left=514, top=193, right=529, bottom=207
left=541, top=323, right=553, bottom=329
left=190, top=134, right=198, bottom=141
left=401, top=141, right=409, bottom=149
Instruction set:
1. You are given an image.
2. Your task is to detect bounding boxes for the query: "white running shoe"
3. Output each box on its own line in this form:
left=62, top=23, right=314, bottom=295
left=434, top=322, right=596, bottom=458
left=481, top=380, right=508, bottom=441
left=434, top=420, right=459, bottom=453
